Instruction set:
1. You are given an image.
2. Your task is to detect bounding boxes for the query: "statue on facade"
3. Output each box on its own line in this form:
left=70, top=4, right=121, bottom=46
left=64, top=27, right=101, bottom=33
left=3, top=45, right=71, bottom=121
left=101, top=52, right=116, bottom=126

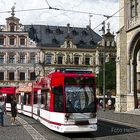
left=11, top=3, right=16, bottom=17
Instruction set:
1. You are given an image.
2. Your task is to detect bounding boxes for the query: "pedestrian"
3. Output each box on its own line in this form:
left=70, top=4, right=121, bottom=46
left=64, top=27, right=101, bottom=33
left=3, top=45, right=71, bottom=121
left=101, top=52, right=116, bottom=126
left=11, top=96, right=17, bottom=125
left=0, top=97, right=5, bottom=126
left=99, top=99, right=103, bottom=109
left=107, top=98, right=112, bottom=110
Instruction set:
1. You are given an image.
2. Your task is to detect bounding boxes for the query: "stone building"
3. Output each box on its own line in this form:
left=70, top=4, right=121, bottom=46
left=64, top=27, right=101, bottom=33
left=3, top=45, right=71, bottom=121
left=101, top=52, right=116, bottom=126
left=0, top=7, right=42, bottom=90
left=0, top=6, right=116, bottom=97
left=24, top=23, right=102, bottom=74
left=116, top=0, right=140, bottom=112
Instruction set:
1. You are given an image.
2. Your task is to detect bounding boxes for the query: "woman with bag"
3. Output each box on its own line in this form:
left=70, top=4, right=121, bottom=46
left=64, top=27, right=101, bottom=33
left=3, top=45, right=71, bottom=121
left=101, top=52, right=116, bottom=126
left=11, top=97, right=17, bottom=125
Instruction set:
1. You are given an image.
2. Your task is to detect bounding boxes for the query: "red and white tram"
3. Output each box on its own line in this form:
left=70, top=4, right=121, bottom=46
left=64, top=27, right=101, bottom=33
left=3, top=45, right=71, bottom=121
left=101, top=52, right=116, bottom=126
left=7, top=68, right=98, bottom=133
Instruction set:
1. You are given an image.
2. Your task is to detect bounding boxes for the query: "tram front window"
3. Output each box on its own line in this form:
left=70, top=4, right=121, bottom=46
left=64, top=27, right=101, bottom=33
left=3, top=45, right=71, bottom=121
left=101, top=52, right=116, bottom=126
left=65, top=86, right=96, bottom=113
left=53, top=86, right=64, bottom=112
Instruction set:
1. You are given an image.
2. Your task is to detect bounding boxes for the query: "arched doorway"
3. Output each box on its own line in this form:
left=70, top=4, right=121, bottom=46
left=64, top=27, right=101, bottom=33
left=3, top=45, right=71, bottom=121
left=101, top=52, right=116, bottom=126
left=129, top=33, right=140, bottom=109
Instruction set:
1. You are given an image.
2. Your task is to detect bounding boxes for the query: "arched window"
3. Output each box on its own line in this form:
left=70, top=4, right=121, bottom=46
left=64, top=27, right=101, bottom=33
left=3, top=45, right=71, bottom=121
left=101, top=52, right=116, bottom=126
left=10, top=25, right=15, bottom=32
left=58, top=56, right=63, bottom=64
left=131, top=0, right=138, bottom=18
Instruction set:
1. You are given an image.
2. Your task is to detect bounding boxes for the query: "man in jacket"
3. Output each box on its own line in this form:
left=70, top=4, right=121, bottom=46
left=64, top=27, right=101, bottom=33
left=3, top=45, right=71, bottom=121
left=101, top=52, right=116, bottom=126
left=0, top=97, right=5, bottom=126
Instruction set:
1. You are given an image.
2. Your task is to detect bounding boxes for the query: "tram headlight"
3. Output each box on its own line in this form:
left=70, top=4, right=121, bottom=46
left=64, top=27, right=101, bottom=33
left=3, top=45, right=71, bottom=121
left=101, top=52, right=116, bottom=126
left=65, top=113, right=70, bottom=120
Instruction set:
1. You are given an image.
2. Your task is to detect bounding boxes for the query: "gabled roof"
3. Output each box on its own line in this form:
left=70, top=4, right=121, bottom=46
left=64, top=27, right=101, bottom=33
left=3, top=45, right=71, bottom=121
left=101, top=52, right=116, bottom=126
left=24, top=24, right=102, bottom=49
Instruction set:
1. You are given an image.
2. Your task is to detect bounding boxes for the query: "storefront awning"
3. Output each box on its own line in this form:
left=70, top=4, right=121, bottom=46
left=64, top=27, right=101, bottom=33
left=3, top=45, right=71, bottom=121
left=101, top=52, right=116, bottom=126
left=0, top=87, right=16, bottom=94
left=16, top=83, right=41, bottom=93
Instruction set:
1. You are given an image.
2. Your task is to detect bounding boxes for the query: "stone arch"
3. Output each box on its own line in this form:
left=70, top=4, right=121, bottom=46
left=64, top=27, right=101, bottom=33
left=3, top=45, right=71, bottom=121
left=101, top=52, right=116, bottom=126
left=128, top=31, right=140, bottom=59
left=128, top=32, right=140, bottom=108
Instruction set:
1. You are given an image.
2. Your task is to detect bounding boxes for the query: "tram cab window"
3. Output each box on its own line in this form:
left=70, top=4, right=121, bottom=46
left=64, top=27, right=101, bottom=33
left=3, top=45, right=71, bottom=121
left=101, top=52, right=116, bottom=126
left=53, top=86, right=64, bottom=112
left=34, top=92, right=37, bottom=105
left=41, top=94, right=45, bottom=108
left=46, top=92, right=50, bottom=110
left=23, top=94, right=26, bottom=105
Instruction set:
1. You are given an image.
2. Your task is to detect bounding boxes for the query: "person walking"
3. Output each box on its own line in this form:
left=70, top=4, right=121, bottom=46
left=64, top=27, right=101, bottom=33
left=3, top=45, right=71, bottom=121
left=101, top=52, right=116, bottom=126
left=107, top=98, right=112, bottom=110
left=0, top=97, right=5, bottom=126
left=11, top=97, right=17, bottom=125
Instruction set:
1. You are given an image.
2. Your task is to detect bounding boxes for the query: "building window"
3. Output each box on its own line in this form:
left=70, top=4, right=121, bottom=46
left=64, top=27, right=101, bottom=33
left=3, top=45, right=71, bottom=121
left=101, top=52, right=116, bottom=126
left=45, top=55, right=52, bottom=64
left=10, top=38, right=15, bottom=45
left=30, top=72, right=35, bottom=80
left=20, top=38, right=25, bottom=45
left=56, top=28, right=63, bottom=34
left=46, top=28, right=52, bottom=33
left=9, top=72, right=14, bottom=80
left=58, top=56, right=63, bottom=64
left=74, top=57, right=79, bottom=65
left=67, top=40, right=70, bottom=48
left=131, top=0, right=138, bottom=18
left=52, top=38, right=59, bottom=44
left=20, top=72, right=25, bottom=80
left=0, top=55, right=4, bottom=63
left=0, top=72, right=4, bottom=80
left=9, top=55, right=15, bottom=63
left=85, top=57, right=90, bottom=65
left=0, top=38, right=4, bottom=45
left=20, top=55, right=25, bottom=63
left=30, top=55, right=36, bottom=64
left=10, top=25, right=14, bottom=32
left=72, top=29, right=78, bottom=35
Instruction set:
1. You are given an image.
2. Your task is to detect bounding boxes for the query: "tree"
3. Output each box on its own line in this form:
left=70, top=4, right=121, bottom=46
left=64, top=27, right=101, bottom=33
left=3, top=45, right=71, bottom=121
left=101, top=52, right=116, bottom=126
left=96, top=59, right=116, bottom=95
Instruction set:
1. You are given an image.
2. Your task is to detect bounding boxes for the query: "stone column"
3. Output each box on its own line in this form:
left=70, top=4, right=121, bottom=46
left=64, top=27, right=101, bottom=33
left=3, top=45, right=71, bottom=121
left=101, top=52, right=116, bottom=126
left=4, top=70, right=8, bottom=80
left=26, top=68, right=29, bottom=81
left=15, top=69, right=19, bottom=81
left=5, top=52, right=8, bottom=63
left=115, top=27, right=127, bottom=112
left=130, top=61, right=134, bottom=94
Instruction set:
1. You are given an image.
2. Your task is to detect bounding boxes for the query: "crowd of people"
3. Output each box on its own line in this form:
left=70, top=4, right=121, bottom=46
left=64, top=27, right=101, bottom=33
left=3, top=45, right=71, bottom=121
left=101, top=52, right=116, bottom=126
left=98, top=98, right=114, bottom=110
left=0, top=96, right=17, bottom=127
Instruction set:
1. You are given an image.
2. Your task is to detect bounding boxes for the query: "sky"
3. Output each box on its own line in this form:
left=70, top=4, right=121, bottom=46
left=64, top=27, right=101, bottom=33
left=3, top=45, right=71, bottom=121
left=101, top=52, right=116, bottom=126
left=0, top=0, right=119, bottom=35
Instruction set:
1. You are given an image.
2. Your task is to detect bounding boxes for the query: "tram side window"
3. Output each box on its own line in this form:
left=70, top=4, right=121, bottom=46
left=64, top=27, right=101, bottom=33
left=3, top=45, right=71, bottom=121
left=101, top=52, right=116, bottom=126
left=53, top=86, right=64, bottom=112
left=28, top=94, right=31, bottom=105
left=41, top=89, right=49, bottom=109
left=41, top=94, right=45, bottom=108
left=23, top=95, right=26, bottom=105
left=46, top=92, right=50, bottom=110
left=34, top=92, right=37, bottom=105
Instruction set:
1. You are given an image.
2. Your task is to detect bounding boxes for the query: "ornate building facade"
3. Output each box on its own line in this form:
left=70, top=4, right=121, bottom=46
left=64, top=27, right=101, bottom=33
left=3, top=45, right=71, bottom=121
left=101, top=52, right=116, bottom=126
left=24, top=23, right=102, bottom=74
left=116, top=0, right=140, bottom=112
left=0, top=6, right=116, bottom=96
left=0, top=8, right=42, bottom=89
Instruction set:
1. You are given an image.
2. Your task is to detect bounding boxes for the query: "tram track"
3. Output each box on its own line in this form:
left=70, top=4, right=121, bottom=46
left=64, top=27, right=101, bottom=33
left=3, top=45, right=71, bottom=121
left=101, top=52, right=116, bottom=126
left=17, top=114, right=97, bottom=140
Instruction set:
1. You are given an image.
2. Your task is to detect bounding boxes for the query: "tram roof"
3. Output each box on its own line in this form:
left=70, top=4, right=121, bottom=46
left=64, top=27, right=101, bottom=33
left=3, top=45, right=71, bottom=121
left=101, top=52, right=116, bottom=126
left=52, top=68, right=93, bottom=74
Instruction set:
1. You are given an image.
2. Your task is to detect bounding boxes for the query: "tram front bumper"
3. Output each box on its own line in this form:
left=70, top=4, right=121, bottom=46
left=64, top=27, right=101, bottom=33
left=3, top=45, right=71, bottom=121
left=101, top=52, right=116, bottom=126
left=58, top=124, right=97, bottom=133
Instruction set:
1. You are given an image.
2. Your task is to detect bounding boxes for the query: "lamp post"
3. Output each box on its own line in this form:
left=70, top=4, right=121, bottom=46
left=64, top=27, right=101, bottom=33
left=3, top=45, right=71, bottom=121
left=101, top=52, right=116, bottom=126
left=103, top=50, right=106, bottom=111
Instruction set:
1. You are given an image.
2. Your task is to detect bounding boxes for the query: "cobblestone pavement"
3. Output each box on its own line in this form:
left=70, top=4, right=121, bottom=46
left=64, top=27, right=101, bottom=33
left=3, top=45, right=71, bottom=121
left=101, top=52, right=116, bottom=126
left=1, top=110, right=140, bottom=140
left=97, top=109, right=140, bottom=128
left=0, top=113, right=33, bottom=140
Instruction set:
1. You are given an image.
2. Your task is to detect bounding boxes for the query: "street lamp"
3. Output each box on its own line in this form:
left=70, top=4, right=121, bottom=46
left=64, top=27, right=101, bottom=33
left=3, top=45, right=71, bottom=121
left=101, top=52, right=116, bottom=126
left=103, top=50, right=106, bottom=111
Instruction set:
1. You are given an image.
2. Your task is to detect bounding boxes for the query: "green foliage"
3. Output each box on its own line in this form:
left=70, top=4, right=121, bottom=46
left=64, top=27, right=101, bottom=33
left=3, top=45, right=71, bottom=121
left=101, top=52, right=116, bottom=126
left=96, top=59, right=116, bottom=95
